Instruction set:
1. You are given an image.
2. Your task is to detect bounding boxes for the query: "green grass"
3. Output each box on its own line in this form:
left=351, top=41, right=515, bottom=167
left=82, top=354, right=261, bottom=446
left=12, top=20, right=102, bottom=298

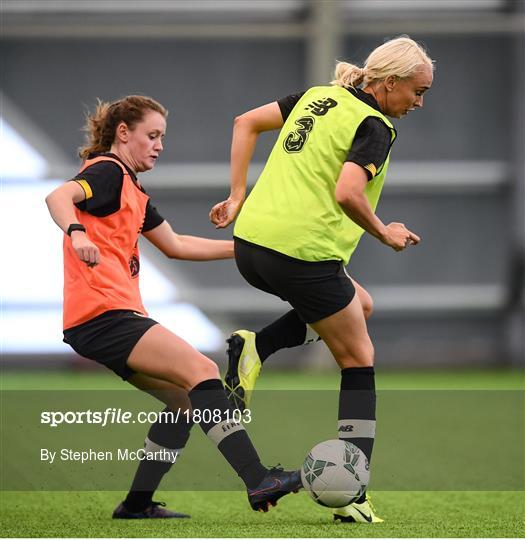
left=1, top=490, right=523, bottom=537
left=1, top=369, right=524, bottom=537
left=2, top=367, right=524, bottom=390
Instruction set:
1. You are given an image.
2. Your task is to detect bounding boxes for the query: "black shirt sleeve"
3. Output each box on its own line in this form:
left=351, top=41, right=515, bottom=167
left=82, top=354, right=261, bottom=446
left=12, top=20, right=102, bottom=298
left=346, top=117, right=395, bottom=180
left=277, top=91, right=306, bottom=122
left=142, top=200, right=165, bottom=232
left=70, top=161, right=123, bottom=216
left=70, top=158, right=163, bottom=229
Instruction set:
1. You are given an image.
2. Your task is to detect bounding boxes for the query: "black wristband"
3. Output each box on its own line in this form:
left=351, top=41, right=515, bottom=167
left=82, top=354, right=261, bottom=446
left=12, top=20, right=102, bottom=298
left=67, top=223, right=86, bottom=236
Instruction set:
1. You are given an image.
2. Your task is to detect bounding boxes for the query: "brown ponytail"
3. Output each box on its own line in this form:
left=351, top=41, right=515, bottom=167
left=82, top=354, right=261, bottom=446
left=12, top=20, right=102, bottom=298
left=79, top=95, right=167, bottom=159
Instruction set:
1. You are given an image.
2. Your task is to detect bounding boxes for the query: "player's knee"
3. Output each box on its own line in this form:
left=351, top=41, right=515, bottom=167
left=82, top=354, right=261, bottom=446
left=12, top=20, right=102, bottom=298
left=192, top=358, right=220, bottom=384
left=202, top=359, right=221, bottom=381
left=337, top=341, right=374, bottom=368
left=178, top=357, right=220, bottom=390
left=361, top=294, right=374, bottom=320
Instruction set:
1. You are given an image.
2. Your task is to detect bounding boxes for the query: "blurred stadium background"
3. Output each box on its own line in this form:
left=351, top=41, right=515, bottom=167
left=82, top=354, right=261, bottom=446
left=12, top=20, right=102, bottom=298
left=1, top=0, right=524, bottom=374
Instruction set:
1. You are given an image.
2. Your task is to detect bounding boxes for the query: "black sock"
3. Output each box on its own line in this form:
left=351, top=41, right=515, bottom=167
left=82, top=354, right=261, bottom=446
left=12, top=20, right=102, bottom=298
left=338, top=367, right=376, bottom=461
left=338, top=367, right=376, bottom=504
left=255, top=310, right=307, bottom=362
left=124, top=406, right=193, bottom=512
left=188, top=379, right=267, bottom=489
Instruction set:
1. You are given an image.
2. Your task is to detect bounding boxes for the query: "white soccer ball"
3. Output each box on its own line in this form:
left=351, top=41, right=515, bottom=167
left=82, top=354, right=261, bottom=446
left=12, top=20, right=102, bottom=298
left=301, top=439, right=369, bottom=508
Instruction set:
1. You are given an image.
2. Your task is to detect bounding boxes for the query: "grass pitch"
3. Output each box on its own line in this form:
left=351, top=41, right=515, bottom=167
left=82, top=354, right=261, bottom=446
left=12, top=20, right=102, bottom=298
left=1, top=490, right=524, bottom=538
left=1, top=368, right=523, bottom=538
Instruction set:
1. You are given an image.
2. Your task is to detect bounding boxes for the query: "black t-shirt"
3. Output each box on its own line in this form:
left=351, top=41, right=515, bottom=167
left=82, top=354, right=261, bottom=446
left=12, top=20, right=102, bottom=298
left=277, top=88, right=395, bottom=180
left=70, top=153, right=164, bottom=232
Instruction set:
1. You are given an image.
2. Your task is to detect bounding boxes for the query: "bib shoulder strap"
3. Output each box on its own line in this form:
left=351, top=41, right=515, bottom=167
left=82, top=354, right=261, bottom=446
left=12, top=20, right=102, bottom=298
left=78, top=156, right=129, bottom=176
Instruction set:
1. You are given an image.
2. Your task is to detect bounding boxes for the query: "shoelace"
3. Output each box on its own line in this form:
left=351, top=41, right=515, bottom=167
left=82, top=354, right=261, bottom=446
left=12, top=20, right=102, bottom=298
left=150, top=501, right=166, bottom=508
left=268, top=463, right=284, bottom=474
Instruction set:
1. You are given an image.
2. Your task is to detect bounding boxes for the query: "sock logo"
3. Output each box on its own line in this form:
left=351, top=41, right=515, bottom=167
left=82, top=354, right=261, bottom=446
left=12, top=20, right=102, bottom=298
left=207, top=418, right=245, bottom=445
left=338, top=419, right=376, bottom=438
left=221, top=420, right=240, bottom=433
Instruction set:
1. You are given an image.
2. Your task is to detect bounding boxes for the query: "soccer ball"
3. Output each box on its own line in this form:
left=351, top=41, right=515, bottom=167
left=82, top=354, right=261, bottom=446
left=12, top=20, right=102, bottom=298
left=301, top=439, right=369, bottom=508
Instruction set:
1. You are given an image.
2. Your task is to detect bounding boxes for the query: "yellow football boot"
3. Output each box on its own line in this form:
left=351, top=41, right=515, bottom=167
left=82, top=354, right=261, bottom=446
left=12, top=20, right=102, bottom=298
left=333, top=494, right=384, bottom=523
left=224, top=330, right=261, bottom=412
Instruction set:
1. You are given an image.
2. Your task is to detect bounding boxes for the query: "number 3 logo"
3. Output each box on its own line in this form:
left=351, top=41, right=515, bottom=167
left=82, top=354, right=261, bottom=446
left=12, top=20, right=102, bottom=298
left=283, top=116, right=315, bottom=153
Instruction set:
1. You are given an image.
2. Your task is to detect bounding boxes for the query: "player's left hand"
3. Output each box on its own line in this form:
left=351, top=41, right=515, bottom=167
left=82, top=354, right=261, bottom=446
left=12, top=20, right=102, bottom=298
left=209, top=197, right=243, bottom=229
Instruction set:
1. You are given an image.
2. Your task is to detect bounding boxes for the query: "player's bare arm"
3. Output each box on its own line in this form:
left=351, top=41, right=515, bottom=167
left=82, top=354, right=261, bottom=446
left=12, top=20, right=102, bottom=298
left=45, top=181, right=100, bottom=267
left=335, top=162, right=420, bottom=252
left=143, top=220, right=234, bottom=260
left=210, top=101, right=284, bottom=228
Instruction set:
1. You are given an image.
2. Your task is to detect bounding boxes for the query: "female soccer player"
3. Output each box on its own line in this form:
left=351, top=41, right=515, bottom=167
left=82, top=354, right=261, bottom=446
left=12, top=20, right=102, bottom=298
left=210, top=36, right=434, bottom=523
left=45, top=95, right=302, bottom=519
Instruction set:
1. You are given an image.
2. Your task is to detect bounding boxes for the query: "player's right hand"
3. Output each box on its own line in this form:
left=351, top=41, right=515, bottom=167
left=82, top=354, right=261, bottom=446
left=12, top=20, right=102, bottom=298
left=70, top=232, right=100, bottom=267
left=209, top=197, right=244, bottom=229
left=382, top=222, right=421, bottom=252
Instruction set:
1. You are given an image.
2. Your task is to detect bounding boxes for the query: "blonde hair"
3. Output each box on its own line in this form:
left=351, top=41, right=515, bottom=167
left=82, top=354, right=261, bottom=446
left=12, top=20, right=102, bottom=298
left=79, top=95, right=167, bottom=159
left=331, top=36, right=434, bottom=89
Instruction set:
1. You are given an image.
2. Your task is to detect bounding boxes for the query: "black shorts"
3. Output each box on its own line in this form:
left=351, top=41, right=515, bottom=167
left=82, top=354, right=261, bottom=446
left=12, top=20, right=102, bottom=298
left=63, top=310, right=159, bottom=380
left=234, top=238, right=355, bottom=324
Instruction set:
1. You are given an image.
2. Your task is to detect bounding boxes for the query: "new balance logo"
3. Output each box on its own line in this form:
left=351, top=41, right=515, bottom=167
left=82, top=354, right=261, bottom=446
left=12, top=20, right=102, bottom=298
left=304, top=97, right=338, bottom=116
left=338, top=425, right=354, bottom=432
